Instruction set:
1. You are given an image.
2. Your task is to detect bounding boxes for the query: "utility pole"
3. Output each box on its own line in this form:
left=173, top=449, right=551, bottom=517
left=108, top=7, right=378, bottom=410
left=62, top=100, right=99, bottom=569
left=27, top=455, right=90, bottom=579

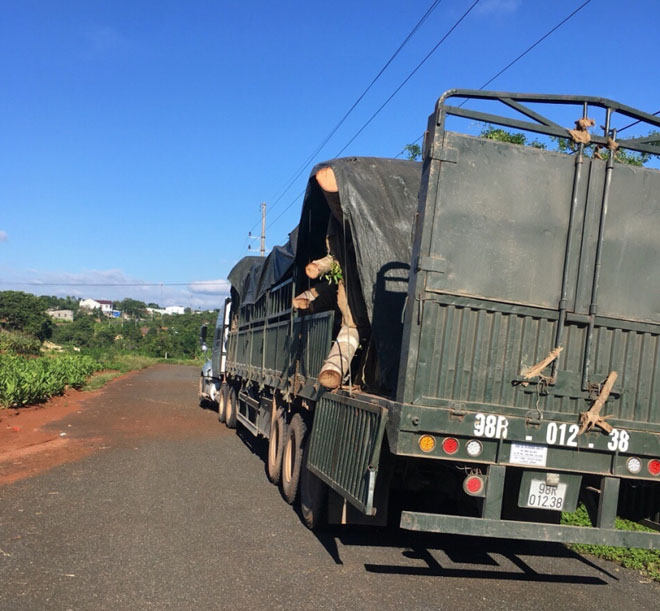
left=248, top=203, right=267, bottom=256
left=260, top=202, right=266, bottom=256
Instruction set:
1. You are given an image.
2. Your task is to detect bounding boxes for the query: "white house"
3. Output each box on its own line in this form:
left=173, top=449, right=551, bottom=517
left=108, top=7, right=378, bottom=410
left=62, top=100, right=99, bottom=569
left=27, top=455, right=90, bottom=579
left=165, top=306, right=185, bottom=315
left=47, top=309, right=74, bottom=322
left=79, top=298, right=113, bottom=314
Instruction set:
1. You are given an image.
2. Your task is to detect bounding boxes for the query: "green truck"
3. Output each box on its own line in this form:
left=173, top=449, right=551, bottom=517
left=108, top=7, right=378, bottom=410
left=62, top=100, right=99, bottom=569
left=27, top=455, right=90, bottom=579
left=200, top=90, right=660, bottom=547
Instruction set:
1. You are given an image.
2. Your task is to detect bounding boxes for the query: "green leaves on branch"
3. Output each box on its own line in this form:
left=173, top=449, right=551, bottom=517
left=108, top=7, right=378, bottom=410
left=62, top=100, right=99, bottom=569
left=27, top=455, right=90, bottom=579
left=322, top=261, right=344, bottom=285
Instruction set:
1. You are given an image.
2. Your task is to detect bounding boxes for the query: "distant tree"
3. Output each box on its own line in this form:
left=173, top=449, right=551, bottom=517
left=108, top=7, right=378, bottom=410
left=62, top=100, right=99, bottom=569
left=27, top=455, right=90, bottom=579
left=481, top=124, right=660, bottom=167
left=403, top=143, right=422, bottom=161
left=0, top=291, right=53, bottom=340
left=481, top=126, right=546, bottom=149
left=38, top=295, right=80, bottom=313
left=147, top=302, right=161, bottom=309
left=114, top=298, right=147, bottom=318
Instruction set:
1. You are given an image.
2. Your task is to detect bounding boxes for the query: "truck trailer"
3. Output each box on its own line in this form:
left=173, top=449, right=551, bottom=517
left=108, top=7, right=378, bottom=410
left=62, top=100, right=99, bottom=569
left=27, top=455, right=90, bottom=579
left=200, top=90, right=660, bottom=547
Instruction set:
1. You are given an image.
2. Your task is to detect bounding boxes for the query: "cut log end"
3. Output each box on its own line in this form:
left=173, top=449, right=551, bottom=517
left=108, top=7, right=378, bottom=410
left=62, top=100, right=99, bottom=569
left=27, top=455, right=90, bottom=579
left=292, top=297, right=310, bottom=310
left=319, top=370, right=341, bottom=390
left=315, top=166, right=338, bottom=193
left=305, top=255, right=334, bottom=279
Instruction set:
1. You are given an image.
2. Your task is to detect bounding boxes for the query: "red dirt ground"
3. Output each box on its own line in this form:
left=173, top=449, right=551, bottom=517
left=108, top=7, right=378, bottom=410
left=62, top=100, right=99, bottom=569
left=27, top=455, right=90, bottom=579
left=0, top=370, right=143, bottom=486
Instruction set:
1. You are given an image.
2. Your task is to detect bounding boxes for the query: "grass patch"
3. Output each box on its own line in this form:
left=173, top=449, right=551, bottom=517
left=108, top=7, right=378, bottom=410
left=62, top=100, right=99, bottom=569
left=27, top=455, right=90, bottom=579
left=562, top=504, right=660, bottom=581
left=96, top=354, right=157, bottom=373
left=155, top=356, right=204, bottom=366
left=81, top=371, right=125, bottom=391
left=79, top=354, right=201, bottom=392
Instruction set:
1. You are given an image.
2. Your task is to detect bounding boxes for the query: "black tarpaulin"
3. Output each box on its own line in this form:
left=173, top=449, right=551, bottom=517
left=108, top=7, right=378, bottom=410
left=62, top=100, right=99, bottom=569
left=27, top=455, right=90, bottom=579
left=227, top=256, right=265, bottom=304
left=297, top=157, right=421, bottom=394
left=227, top=227, right=298, bottom=307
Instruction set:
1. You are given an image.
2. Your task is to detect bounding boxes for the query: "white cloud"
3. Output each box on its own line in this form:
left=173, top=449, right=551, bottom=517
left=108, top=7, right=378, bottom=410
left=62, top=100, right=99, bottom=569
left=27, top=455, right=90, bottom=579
left=0, top=230, right=7, bottom=242
left=188, top=279, right=231, bottom=295
left=0, top=268, right=229, bottom=310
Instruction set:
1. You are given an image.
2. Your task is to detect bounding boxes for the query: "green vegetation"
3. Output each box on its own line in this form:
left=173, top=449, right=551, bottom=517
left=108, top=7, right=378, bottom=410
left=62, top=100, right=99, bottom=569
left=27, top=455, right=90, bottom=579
left=0, top=290, right=219, bottom=408
left=403, top=143, right=422, bottom=161
left=0, top=354, right=101, bottom=407
left=0, top=329, right=42, bottom=356
left=0, top=291, right=54, bottom=341
left=480, top=125, right=660, bottom=167
left=562, top=504, right=660, bottom=581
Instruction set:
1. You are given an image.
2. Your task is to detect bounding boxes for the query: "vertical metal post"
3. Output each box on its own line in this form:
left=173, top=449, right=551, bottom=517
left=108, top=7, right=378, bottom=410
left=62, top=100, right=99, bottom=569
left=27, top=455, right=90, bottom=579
left=260, top=202, right=267, bottom=257
left=482, top=465, right=506, bottom=519
left=597, top=476, right=620, bottom=529
left=552, top=103, right=587, bottom=378
left=583, top=112, right=615, bottom=389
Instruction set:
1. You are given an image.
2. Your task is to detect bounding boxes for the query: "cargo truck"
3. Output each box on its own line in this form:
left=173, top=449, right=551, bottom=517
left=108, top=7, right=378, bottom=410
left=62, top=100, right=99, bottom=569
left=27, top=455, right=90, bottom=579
left=200, top=90, right=660, bottom=547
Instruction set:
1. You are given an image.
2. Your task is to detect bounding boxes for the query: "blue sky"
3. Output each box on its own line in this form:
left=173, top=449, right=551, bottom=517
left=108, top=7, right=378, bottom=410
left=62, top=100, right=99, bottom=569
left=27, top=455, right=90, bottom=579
left=2, top=0, right=659, bottom=309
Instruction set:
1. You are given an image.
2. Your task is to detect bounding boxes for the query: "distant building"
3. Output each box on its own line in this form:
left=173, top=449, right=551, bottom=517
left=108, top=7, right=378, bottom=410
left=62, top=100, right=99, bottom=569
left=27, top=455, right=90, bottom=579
left=47, top=309, right=74, bottom=322
left=146, top=307, right=167, bottom=316
left=79, top=298, right=113, bottom=314
left=165, top=306, right=185, bottom=315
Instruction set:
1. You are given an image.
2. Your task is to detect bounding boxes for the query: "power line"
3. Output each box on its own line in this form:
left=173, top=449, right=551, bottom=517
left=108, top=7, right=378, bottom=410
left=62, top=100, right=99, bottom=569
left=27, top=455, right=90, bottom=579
left=618, top=109, right=660, bottom=133
left=474, top=0, right=592, bottom=93
left=260, top=0, right=445, bottom=227
left=264, top=0, right=482, bottom=233
left=334, top=0, right=482, bottom=158
left=266, top=188, right=307, bottom=230
left=395, top=0, right=594, bottom=157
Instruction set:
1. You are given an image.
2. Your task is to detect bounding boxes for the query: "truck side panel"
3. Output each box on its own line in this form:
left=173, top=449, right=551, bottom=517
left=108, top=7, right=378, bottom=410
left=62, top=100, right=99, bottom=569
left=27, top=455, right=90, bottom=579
left=402, top=131, right=660, bottom=430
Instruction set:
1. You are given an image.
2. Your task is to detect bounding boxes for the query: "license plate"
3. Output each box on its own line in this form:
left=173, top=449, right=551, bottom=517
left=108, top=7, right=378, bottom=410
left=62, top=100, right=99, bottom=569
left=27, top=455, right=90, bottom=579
left=525, top=479, right=567, bottom=511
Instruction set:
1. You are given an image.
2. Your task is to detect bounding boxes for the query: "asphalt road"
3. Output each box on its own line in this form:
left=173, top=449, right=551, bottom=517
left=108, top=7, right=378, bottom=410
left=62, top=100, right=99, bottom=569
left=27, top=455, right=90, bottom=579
left=1, top=365, right=658, bottom=610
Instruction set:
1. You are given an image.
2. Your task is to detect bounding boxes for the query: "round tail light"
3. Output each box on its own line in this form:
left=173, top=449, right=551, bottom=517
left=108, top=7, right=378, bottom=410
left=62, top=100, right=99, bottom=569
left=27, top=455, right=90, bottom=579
left=648, top=459, right=660, bottom=476
left=418, top=435, right=436, bottom=453
left=442, top=437, right=459, bottom=455
left=626, top=456, right=642, bottom=474
left=464, top=475, right=485, bottom=496
left=466, top=439, right=483, bottom=457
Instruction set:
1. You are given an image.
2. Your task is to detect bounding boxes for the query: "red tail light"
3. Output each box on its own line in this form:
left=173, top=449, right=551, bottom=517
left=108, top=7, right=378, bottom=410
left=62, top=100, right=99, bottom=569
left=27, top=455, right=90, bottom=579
left=442, top=437, right=459, bottom=455
left=463, top=474, right=485, bottom=496
left=648, top=459, right=660, bottom=476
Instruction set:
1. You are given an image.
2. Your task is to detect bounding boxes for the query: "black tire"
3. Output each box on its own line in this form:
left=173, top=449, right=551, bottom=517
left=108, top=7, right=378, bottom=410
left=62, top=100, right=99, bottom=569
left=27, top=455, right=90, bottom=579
left=198, top=375, right=208, bottom=408
left=225, top=385, right=237, bottom=429
left=267, top=407, right=287, bottom=484
left=281, top=413, right=306, bottom=504
left=217, top=384, right=228, bottom=423
left=300, top=440, right=328, bottom=529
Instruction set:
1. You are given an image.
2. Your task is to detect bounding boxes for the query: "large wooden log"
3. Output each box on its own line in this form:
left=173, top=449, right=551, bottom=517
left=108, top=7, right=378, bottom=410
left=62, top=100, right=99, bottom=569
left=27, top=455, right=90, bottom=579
left=305, top=255, right=334, bottom=279
left=292, top=288, right=318, bottom=310
left=319, top=281, right=357, bottom=389
left=318, top=325, right=359, bottom=390
left=315, top=166, right=338, bottom=193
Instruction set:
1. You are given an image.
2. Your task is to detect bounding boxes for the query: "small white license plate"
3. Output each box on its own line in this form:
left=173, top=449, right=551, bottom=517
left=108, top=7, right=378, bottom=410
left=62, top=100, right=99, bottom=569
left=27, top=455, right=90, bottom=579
left=525, top=479, right=567, bottom=511
left=509, top=442, right=547, bottom=466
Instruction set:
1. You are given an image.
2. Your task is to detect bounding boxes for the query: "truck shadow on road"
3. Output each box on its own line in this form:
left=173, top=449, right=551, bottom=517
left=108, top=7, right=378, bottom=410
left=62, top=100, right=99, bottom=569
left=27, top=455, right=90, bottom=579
left=314, top=527, right=613, bottom=585
left=234, top=424, right=612, bottom=585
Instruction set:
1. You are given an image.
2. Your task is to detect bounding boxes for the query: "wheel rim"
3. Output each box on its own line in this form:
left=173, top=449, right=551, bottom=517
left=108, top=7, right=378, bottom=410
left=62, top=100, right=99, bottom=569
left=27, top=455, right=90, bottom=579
left=283, top=434, right=294, bottom=483
left=269, top=420, right=279, bottom=466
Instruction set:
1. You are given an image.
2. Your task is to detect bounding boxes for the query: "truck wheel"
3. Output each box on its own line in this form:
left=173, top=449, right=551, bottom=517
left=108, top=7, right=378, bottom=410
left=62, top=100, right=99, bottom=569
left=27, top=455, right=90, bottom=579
left=300, top=443, right=328, bottom=530
left=198, top=375, right=208, bottom=408
left=217, top=384, right=228, bottom=423
left=267, top=407, right=287, bottom=484
left=281, top=413, right=306, bottom=504
left=225, top=386, right=238, bottom=429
